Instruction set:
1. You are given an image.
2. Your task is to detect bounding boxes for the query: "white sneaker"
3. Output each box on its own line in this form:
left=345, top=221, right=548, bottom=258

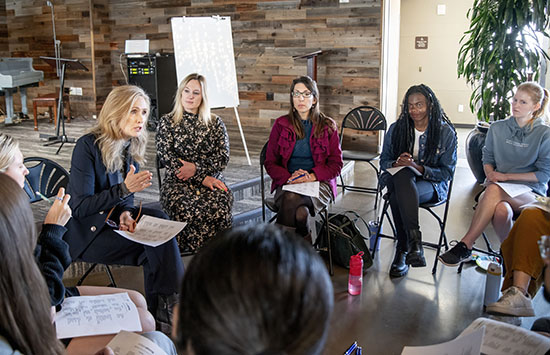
left=486, top=286, right=535, bottom=317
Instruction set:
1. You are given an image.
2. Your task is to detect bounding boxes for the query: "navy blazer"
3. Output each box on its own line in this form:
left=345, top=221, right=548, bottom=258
left=65, top=133, right=137, bottom=259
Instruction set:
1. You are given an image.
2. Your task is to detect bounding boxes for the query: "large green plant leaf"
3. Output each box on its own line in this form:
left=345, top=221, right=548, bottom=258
left=457, top=0, right=550, bottom=122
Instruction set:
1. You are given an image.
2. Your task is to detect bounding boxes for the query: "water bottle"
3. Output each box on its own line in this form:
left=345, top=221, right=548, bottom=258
left=367, top=220, right=381, bottom=251
left=348, top=251, right=364, bottom=296
left=484, top=262, right=502, bottom=308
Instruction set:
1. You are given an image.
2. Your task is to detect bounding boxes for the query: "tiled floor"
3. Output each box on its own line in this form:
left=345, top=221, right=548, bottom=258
left=8, top=116, right=550, bottom=354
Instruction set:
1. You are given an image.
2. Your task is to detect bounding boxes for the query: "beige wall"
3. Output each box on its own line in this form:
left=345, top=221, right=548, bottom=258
left=397, top=0, right=475, bottom=125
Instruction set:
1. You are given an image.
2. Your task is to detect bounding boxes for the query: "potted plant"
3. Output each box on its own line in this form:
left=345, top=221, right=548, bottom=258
left=457, top=0, right=549, bottom=183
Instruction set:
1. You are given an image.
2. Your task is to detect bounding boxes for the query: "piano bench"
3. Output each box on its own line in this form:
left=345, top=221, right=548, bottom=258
left=32, top=93, right=71, bottom=131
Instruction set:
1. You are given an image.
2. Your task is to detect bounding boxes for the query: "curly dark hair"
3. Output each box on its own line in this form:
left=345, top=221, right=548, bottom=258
left=391, top=84, right=455, bottom=165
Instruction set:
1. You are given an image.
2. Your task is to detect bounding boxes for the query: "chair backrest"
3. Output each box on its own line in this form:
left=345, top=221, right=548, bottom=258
left=156, top=154, right=165, bottom=191
left=340, top=106, right=387, bottom=153
left=23, top=157, right=69, bottom=203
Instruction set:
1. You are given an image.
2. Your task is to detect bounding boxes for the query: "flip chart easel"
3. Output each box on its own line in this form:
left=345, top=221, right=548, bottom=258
left=171, top=16, right=251, bottom=165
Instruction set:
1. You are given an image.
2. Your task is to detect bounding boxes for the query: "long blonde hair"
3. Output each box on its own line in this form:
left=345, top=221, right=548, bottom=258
left=0, top=174, right=65, bottom=354
left=170, top=73, right=212, bottom=126
left=0, top=133, right=19, bottom=172
left=90, top=85, right=150, bottom=173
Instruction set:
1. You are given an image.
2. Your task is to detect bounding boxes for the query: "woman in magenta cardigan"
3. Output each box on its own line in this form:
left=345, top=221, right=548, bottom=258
left=264, top=76, right=343, bottom=241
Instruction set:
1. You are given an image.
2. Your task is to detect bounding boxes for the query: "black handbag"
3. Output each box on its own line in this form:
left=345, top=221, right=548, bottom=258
left=316, top=211, right=373, bottom=270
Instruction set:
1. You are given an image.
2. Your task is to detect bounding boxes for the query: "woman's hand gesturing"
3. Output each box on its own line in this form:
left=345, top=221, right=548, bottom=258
left=124, top=165, right=153, bottom=193
left=44, top=187, right=72, bottom=226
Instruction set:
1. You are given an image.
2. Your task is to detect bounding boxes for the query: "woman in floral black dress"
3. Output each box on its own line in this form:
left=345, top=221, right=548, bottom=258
left=156, top=73, right=233, bottom=252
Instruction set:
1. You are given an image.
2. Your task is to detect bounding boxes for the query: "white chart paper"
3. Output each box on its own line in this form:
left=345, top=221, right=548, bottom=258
left=107, top=331, right=168, bottom=355
left=55, top=293, right=141, bottom=339
left=460, top=317, right=550, bottom=355
left=115, top=215, right=186, bottom=247
left=386, top=166, right=422, bottom=176
left=401, top=326, right=484, bottom=355
left=282, top=181, right=320, bottom=198
left=493, top=182, right=532, bottom=198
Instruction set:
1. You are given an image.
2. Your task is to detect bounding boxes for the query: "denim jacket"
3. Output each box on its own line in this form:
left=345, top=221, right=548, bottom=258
left=265, top=115, right=343, bottom=198
left=380, top=120, right=457, bottom=201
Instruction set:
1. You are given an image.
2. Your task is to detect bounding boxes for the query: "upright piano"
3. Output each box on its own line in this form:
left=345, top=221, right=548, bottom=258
left=0, top=58, right=44, bottom=124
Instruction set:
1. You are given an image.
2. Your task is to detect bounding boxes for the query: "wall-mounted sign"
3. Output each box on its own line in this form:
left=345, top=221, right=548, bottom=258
left=415, top=36, right=428, bottom=49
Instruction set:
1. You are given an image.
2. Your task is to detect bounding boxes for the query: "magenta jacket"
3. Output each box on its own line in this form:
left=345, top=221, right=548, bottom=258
left=265, top=115, right=343, bottom=198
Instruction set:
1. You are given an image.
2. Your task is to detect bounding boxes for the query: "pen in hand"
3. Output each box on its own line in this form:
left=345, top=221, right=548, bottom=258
left=36, top=191, right=53, bottom=204
left=287, top=173, right=306, bottom=183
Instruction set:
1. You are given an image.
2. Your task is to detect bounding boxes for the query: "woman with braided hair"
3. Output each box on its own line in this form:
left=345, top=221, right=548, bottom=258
left=380, top=84, right=457, bottom=277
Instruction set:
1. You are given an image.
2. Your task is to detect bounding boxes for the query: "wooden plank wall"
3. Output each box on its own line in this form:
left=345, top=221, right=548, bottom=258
left=0, top=0, right=7, bottom=56
left=3, top=0, right=381, bottom=127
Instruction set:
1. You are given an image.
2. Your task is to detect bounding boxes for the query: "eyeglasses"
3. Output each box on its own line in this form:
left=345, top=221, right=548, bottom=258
left=105, top=201, right=142, bottom=229
left=291, top=91, right=313, bottom=99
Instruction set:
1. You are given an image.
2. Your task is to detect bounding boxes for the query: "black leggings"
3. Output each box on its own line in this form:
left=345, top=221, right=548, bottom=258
left=275, top=191, right=314, bottom=237
left=385, top=168, right=437, bottom=251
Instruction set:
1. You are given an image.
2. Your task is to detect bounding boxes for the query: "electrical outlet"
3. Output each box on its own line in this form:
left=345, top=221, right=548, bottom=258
left=69, top=87, right=83, bottom=96
left=458, top=104, right=464, bottom=112
left=340, top=0, right=349, bottom=3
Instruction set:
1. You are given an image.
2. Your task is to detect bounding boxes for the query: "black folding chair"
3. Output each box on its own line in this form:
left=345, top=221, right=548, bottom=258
left=371, top=175, right=455, bottom=275
left=23, top=157, right=118, bottom=287
left=260, top=142, right=334, bottom=275
left=339, top=106, right=387, bottom=209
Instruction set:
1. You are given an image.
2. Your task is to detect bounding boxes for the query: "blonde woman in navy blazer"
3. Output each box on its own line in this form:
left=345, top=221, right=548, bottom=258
left=64, top=85, right=184, bottom=331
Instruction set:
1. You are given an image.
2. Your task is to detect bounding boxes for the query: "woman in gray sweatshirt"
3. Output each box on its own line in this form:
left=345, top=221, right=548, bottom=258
left=439, top=81, right=550, bottom=266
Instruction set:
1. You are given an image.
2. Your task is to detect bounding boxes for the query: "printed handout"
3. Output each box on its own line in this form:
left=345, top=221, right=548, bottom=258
left=386, top=166, right=422, bottom=177
left=492, top=182, right=532, bottom=198
left=55, top=293, right=141, bottom=339
left=460, top=317, right=550, bottom=355
left=107, top=331, right=168, bottom=355
left=401, top=325, right=484, bottom=355
left=115, top=215, right=187, bottom=247
left=282, top=181, right=320, bottom=198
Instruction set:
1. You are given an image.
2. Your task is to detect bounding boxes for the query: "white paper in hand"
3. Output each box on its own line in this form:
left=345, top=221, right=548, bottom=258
left=493, top=182, right=531, bottom=198
left=401, top=325, right=484, bottom=355
left=55, top=293, right=142, bottom=339
left=282, top=181, right=320, bottom=198
left=386, top=166, right=422, bottom=176
left=107, top=331, right=168, bottom=355
left=115, top=215, right=186, bottom=247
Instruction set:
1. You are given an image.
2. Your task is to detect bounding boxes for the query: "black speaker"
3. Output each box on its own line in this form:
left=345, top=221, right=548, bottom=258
left=127, top=54, right=177, bottom=131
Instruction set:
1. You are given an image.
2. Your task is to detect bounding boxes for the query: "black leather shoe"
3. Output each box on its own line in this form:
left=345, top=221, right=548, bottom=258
left=406, top=229, right=426, bottom=267
left=390, top=249, right=409, bottom=277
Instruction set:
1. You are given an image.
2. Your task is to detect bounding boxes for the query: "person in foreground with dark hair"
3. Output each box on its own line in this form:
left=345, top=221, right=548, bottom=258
left=173, top=223, right=334, bottom=355
left=380, top=84, right=457, bottom=277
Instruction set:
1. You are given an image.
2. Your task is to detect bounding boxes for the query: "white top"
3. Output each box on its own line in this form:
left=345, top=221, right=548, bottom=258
left=413, top=128, right=424, bottom=160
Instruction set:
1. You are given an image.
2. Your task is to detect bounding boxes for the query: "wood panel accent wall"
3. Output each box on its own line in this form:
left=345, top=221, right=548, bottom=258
left=0, top=0, right=8, bottom=57
left=5, top=0, right=381, bottom=126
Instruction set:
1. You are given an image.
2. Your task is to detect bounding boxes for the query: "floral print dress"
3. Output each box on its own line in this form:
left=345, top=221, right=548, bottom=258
left=156, top=112, right=234, bottom=252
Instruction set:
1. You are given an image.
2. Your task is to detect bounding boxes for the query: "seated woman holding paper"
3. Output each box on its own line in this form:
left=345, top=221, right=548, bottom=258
left=439, top=82, right=550, bottom=267
left=264, top=76, right=342, bottom=241
left=173, top=223, right=333, bottom=355
left=156, top=73, right=233, bottom=252
left=0, top=133, right=154, bottom=334
left=379, top=84, right=457, bottom=277
left=64, top=86, right=184, bottom=332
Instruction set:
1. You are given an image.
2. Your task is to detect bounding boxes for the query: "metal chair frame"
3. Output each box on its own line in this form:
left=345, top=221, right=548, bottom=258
left=371, top=175, right=455, bottom=275
left=24, top=157, right=118, bottom=287
left=338, top=105, right=387, bottom=209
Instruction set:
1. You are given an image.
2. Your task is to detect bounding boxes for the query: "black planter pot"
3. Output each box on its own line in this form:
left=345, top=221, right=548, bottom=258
left=465, top=122, right=489, bottom=184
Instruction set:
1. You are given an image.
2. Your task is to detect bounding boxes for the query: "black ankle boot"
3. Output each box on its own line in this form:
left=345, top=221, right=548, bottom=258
left=390, top=249, right=409, bottom=277
left=156, top=293, right=179, bottom=335
left=405, top=229, right=426, bottom=267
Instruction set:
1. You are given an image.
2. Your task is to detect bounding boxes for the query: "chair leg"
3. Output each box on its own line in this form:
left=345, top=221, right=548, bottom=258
left=105, top=265, right=117, bottom=288
left=432, top=230, right=446, bottom=275
left=76, top=263, right=98, bottom=286
left=371, top=198, right=390, bottom=259
left=324, top=207, right=334, bottom=276
left=339, top=173, right=346, bottom=194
